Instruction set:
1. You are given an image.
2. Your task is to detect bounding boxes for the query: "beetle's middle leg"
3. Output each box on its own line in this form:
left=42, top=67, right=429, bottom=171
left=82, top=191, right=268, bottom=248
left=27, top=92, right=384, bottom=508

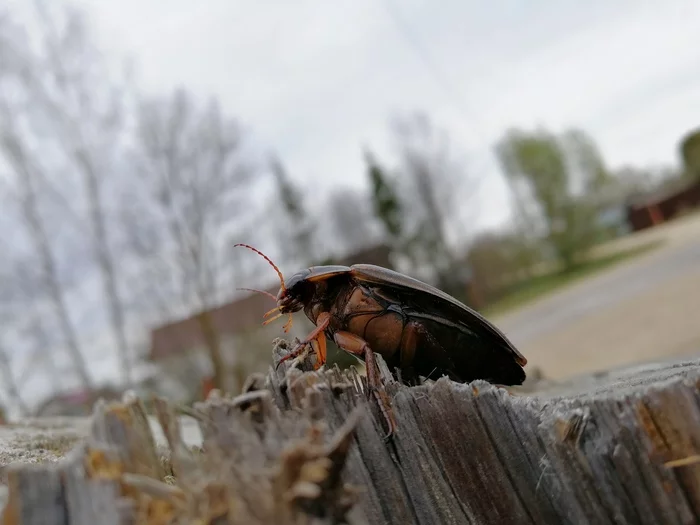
left=333, top=330, right=397, bottom=437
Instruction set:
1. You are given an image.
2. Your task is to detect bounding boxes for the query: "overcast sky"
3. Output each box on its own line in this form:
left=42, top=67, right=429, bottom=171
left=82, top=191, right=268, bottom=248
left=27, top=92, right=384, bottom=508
left=63, top=0, right=700, bottom=231
left=4, top=0, right=700, bottom=412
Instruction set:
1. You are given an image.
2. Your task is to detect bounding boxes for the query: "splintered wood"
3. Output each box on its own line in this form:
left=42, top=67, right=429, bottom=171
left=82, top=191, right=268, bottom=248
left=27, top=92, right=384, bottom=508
left=3, top=337, right=700, bottom=524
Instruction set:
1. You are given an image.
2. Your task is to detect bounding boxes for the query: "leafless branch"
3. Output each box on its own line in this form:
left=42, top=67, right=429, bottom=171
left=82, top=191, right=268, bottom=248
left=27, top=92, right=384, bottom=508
left=389, top=112, right=478, bottom=281
left=325, top=186, right=380, bottom=256
left=0, top=98, right=93, bottom=391
left=0, top=341, right=29, bottom=416
left=128, top=88, right=256, bottom=391
left=20, top=3, right=135, bottom=388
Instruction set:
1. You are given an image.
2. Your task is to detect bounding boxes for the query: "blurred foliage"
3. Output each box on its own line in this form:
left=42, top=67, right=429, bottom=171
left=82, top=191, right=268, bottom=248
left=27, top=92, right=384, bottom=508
left=366, top=150, right=403, bottom=243
left=680, top=127, right=700, bottom=180
left=270, top=156, right=316, bottom=268
left=362, top=112, right=480, bottom=292
left=466, top=231, right=543, bottom=305
left=479, top=240, right=663, bottom=318
left=495, top=127, right=614, bottom=272
left=325, top=186, right=378, bottom=256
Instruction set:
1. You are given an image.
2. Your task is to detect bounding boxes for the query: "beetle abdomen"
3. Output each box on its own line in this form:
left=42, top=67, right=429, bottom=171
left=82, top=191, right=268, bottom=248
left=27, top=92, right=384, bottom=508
left=405, top=311, right=526, bottom=385
left=340, top=287, right=404, bottom=361
left=330, top=279, right=526, bottom=387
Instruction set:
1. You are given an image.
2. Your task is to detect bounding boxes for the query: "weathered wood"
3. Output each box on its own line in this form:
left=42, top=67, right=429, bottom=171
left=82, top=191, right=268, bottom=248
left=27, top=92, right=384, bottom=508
left=2, top=338, right=700, bottom=524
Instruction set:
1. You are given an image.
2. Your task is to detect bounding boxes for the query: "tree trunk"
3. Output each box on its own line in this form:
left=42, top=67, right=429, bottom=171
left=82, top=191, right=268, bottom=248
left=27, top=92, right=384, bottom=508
left=195, top=310, right=227, bottom=392
left=3, top=341, right=700, bottom=524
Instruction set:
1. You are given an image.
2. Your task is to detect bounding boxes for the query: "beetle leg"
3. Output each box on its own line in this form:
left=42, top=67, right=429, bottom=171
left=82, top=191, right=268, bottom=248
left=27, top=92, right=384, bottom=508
left=277, top=312, right=331, bottom=370
left=333, top=330, right=397, bottom=438
left=399, top=320, right=420, bottom=370
left=312, top=330, right=327, bottom=369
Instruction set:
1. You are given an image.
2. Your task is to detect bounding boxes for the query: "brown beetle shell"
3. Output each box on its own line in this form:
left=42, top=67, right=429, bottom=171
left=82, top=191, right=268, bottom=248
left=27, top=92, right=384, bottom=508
left=300, top=265, right=527, bottom=386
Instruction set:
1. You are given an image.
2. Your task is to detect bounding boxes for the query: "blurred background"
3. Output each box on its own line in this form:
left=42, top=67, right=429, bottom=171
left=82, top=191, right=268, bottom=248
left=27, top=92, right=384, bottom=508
left=1, top=0, right=699, bottom=420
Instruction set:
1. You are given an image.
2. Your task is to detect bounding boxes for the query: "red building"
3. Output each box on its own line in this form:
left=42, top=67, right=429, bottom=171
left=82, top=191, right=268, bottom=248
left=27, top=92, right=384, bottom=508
left=626, top=179, right=700, bottom=232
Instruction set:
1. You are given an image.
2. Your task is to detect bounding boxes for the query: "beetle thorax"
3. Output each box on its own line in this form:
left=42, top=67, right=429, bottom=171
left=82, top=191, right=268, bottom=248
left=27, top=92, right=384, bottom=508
left=303, top=278, right=352, bottom=325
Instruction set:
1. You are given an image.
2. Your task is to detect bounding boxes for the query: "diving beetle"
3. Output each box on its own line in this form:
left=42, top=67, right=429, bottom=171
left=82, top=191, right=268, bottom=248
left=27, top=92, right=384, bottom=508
left=234, top=244, right=527, bottom=436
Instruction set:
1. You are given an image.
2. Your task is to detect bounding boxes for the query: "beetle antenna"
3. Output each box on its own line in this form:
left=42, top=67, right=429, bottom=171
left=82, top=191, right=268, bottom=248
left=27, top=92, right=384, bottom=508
left=237, top=288, right=283, bottom=320
left=233, top=244, right=286, bottom=291
left=233, top=243, right=294, bottom=333
left=236, top=287, right=277, bottom=302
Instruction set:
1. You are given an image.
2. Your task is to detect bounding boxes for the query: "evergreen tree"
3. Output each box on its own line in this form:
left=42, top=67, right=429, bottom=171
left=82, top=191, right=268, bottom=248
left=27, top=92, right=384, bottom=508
left=269, top=155, right=315, bottom=266
left=365, top=150, right=402, bottom=242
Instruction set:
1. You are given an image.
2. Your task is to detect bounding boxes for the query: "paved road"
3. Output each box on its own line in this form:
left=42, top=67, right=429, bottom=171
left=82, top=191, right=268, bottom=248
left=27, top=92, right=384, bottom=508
left=493, top=212, right=700, bottom=380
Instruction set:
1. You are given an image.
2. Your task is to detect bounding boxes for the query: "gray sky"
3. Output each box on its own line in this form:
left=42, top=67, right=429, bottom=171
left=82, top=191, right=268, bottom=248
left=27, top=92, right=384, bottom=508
left=4, top=0, right=700, bottom=413
left=68, top=0, right=700, bottom=231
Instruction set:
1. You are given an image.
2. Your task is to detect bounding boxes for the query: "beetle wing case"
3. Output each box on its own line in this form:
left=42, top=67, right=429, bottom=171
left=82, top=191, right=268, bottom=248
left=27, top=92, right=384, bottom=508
left=348, top=264, right=527, bottom=385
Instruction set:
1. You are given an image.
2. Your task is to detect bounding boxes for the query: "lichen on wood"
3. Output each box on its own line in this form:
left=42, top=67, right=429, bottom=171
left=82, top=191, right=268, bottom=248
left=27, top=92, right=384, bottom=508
left=2, top=337, right=700, bottom=524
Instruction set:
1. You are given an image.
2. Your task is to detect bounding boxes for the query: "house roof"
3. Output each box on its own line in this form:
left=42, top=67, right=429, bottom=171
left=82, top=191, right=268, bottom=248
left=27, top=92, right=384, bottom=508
left=626, top=178, right=700, bottom=208
left=34, top=386, right=124, bottom=416
left=148, top=286, right=278, bottom=361
left=148, top=243, right=394, bottom=361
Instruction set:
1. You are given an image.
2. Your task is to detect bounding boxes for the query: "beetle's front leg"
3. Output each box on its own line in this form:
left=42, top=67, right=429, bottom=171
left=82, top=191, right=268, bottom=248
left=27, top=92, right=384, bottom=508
left=277, top=312, right=330, bottom=370
left=333, top=330, right=397, bottom=438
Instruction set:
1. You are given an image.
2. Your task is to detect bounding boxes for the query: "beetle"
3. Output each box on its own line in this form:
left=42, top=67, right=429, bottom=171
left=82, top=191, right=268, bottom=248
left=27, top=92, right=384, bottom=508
left=234, top=243, right=527, bottom=436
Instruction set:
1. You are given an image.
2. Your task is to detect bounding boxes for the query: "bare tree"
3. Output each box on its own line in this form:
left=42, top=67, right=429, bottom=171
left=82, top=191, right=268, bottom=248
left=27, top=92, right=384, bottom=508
left=127, top=88, right=255, bottom=391
left=326, top=186, right=380, bottom=256
left=269, top=155, right=318, bottom=267
left=0, top=103, right=93, bottom=392
left=16, top=2, right=136, bottom=388
left=0, top=1, right=140, bottom=403
left=389, top=112, right=478, bottom=284
left=0, top=259, right=31, bottom=416
left=16, top=311, right=64, bottom=394
left=0, top=248, right=65, bottom=402
left=0, top=341, right=29, bottom=417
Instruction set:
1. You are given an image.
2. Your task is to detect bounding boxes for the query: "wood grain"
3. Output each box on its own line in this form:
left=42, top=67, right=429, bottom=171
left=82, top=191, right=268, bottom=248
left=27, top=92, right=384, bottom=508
left=2, top=338, right=700, bottom=524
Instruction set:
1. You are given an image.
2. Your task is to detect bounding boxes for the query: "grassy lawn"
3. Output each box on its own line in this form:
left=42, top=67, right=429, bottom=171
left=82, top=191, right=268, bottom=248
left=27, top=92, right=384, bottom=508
left=479, top=240, right=664, bottom=319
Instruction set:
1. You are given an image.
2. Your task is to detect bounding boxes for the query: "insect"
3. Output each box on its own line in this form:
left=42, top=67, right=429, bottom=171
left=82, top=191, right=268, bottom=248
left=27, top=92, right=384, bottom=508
left=234, top=243, right=527, bottom=437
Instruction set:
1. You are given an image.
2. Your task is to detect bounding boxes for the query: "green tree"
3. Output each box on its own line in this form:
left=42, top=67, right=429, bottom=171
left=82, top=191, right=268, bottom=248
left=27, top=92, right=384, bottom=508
left=561, top=129, right=612, bottom=197
left=326, top=186, right=377, bottom=255
left=365, top=150, right=403, bottom=244
left=609, top=166, right=656, bottom=196
left=390, top=113, right=463, bottom=279
left=680, top=127, right=700, bottom=179
left=269, top=155, right=315, bottom=266
left=495, top=127, right=608, bottom=271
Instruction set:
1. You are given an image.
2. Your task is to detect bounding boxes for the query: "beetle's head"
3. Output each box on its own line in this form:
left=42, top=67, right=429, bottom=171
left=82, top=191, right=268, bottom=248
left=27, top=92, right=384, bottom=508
left=233, top=243, right=307, bottom=333
left=276, top=268, right=313, bottom=314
